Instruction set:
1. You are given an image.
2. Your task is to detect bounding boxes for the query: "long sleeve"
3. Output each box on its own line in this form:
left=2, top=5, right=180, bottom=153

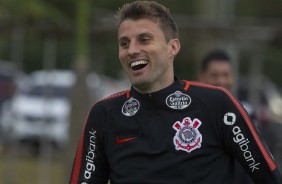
left=69, top=105, right=110, bottom=184
left=218, top=88, right=282, bottom=184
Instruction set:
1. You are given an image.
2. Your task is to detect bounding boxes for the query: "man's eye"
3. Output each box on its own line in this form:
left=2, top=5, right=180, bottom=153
left=211, top=73, right=218, bottom=78
left=140, top=38, right=150, bottom=43
left=120, top=41, right=129, bottom=48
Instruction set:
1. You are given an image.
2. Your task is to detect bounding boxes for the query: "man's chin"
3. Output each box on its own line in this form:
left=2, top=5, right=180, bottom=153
left=132, top=80, right=151, bottom=92
left=130, top=78, right=147, bottom=86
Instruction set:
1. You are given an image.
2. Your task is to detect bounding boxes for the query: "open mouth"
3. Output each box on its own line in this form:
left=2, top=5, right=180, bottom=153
left=130, top=60, right=148, bottom=71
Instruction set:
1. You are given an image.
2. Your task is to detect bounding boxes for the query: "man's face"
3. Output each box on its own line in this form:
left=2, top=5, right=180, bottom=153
left=200, top=60, right=234, bottom=91
left=118, top=18, right=180, bottom=93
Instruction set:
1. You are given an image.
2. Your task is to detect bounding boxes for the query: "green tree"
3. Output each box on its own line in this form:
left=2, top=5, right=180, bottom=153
left=0, top=0, right=70, bottom=26
left=66, top=0, right=93, bottom=182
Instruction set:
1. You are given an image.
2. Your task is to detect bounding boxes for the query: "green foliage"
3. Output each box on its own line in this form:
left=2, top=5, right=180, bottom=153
left=235, top=0, right=282, bottom=18
left=235, top=0, right=261, bottom=16
left=74, top=0, right=92, bottom=58
left=93, top=0, right=131, bottom=9
left=264, top=48, right=282, bottom=88
left=0, top=0, right=70, bottom=26
left=0, top=36, right=10, bottom=60
left=0, top=0, right=281, bottom=88
left=91, top=0, right=195, bottom=14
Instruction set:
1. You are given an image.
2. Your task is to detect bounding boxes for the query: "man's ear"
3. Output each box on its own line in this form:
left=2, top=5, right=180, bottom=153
left=169, top=39, right=180, bottom=57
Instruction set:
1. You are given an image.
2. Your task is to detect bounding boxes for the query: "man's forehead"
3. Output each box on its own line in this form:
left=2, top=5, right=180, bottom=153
left=119, top=18, right=160, bottom=31
left=207, top=60, right=232, bottom=68
left=118, top=18, right=163, bottom=39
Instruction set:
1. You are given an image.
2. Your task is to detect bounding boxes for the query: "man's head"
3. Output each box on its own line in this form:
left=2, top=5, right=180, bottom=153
left=199, top=50, right=234, bottom=91
left=115, top=1, right=178, bottom=42
left=116, top=1, right=180, bottom=93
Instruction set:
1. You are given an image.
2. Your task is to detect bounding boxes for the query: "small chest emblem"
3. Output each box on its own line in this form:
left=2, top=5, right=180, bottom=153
left=172, top=117, right=202, bottom=153
left=166, top=91, right=191, bottom=110
left=122, top=97, right=140, bottom=116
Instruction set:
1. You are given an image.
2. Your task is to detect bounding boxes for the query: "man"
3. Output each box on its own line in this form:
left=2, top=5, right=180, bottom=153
left=199, top=49, right=258, bottom=115
left=199, top=49, right=253, bottom=184
left=69, top=1, right=282, bottom=183
left=199, top=50, right=234, bottom=91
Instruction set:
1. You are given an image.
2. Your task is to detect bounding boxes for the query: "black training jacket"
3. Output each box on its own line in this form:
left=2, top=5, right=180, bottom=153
left=70, top=78, right=282, bottom=184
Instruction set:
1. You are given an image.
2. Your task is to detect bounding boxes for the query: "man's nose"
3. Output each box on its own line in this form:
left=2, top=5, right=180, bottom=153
left=217, top=76, right=229, bottom=88
left=128, top=41, right=141, bottom=56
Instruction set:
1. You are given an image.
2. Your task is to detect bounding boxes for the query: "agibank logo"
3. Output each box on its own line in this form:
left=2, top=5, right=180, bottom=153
left=223, top=112, right=261, bottom=172
left=83, top=129, right=97, bottom=183
left=172, top=117, right=202, bottom=153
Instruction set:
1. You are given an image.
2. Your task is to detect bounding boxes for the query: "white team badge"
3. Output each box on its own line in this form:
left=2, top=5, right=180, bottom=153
left=122, top=97, right=140, bottom=116
left=173, top=117, right=202, bottom=153
left=166, top=91, right=191, bottom=110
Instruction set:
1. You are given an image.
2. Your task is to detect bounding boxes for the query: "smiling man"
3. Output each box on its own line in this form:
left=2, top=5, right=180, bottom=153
left=69, top=1, right=282, bottom=184
left=117, top=8, right=180, bottom=93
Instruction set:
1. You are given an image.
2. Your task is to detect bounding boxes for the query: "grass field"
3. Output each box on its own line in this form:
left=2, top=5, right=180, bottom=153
left=0, top=144, right=111, bottom=184
left=0, top=144, right=68, bottom=184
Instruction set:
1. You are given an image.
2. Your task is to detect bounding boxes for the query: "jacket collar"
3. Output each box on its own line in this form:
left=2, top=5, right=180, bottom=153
left=128, top=77, right=190, bottom=108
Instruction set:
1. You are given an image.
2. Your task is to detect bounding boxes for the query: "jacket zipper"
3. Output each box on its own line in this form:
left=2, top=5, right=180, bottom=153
left=148, top=93, right=157, bottom=150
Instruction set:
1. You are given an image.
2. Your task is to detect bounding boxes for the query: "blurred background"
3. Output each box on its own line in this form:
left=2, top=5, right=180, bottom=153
left=0, top=0, right=282, bottom=183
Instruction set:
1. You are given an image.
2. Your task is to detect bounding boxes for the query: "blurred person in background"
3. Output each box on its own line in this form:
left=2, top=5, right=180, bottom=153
left=199, top=50, right=234, bottom=92
left=198, top=49, right=280, bottom=148
left=199, top=49, right=255, bottom=114
left=199, top=49, right=261, bottom=121
left=69, top=1, right=282, bottom=183
left=199, top=49, right=253, bottom=183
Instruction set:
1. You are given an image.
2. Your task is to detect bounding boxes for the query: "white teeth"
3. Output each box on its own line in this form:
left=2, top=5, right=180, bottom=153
left=130, top=60, right=148, bottom=68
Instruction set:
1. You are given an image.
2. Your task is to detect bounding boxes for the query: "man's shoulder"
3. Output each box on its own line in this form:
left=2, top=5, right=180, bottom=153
left=181, top=80, right=239, bottom=112
left=90, top=90, right=131, bottom=115
left=183, top=80, right=232, bottom=100
left=183, top=80, right=226, bottom=92
left=94, top=90, right=129, bottom=107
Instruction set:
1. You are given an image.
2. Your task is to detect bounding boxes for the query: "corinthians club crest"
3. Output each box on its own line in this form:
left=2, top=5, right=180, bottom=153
left=172, top=117, right=202, bottom=153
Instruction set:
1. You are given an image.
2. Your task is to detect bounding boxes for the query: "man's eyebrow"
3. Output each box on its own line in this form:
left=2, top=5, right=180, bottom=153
left=118, top=36, right=129, bottom=42
left=138, top=32, right=153, bottom=38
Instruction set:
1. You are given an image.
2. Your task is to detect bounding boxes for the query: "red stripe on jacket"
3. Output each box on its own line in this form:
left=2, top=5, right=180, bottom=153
left=187, top=80, right=276, bottom=171
left=70, top=90, right=130, bottom=183
left=70, top=123, right=86, bottom=184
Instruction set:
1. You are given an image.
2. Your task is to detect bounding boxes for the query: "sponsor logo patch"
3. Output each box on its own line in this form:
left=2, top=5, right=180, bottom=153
left=83, top=129, right=96, bottom=182
left=232, top=126, right=261, bottom=172
left=166, top=91, right=191, bottom=110
left=122, top=97, right=140, bottom=116
left=173, top=117, right=202, bottom=153
left=223, top=112, right=236, bottom=125
left=223, top=112, right=260, bottom=172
